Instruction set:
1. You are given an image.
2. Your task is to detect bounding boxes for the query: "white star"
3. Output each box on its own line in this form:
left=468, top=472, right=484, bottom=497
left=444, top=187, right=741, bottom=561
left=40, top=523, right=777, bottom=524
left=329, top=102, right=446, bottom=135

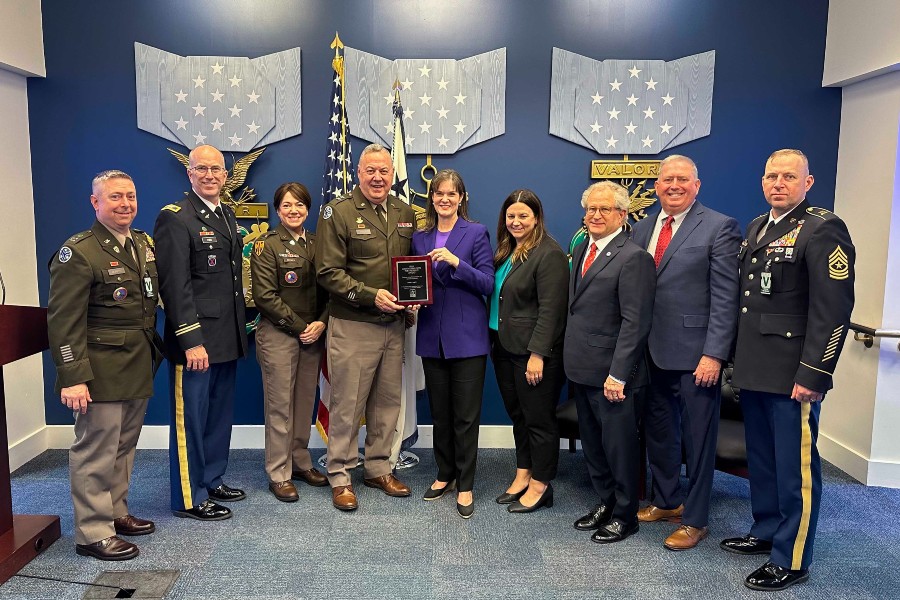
left=626, top=94, right=639, bottom=106
left=228, top=104, right=242, bottom=118
left=383, top=94, right=393, bottom=105
left=210, top=89, right=224, bottom=102
left=591, top=92, right=604, bottom=105
left=210, top=118, right=224, bottom=132
left=328, top=131, right=338, bottom=144
left=211, top=62, right=224, bottom=75
left=605, top=134, right=618, bottom=149
left=193, top=131, right=207, bottom=144
left=405, top=134, right=415, bottom=147
left=624, top=122, right=637, bottom=135
left=247, top=90, right=260, bottom=103
left=383, top=122, right=394, bottom=135
left=607, top=107, right=620, bottom=120
left=192, top=75, right=206, bottom=88
left=610, top=79, right=622, bottom=91
left=436, top=78, right=449, bottom=90
left=419, top=121, right=432, bottom=134
left=419, top=93, right=432, bottom=106
left=643, top=107, right=656, bottom=119
left=454, top=121, right=467, bottom=134
left=660, top=121, right=673, bottom=134
left=400, top=78, right=413, bottom=90
left=229, top=75, right=242, bottom=87
left=454, top=92, right=467, bottom=105
left=437, top=136, right=449, bottom=148
left=645, top=78, right=658, bottom=90
left=192, top=103, right=206, bottom=116
left=403, top=107, right=415, bottom=121
left=642, top=135, right=654, bottom=148
left=436, top=106, right=449, bottom=119
left=333, top=94, right=340, bottom=107
left=174, top=117, right=188, bottom=130
left=418, top=64, right=431, bottom=77
left=175, top=89, right=187, bottom=103
left=330, top=113, right=339, bottom=124
left=590, top=121, right=602, bottom=134
left=661, top=93, right=675, bottom=106
left=628, top=66, right=642, bottom=78
left=228, top=133, right=242, bottom=147
left=246, top=121, right=261, bottom=135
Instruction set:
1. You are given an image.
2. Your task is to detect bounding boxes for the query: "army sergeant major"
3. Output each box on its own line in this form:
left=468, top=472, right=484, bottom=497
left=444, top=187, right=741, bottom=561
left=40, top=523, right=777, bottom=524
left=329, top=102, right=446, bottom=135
left=48, top=170, right=161, bottom=560
left=315, top=143, right=417, bottom=511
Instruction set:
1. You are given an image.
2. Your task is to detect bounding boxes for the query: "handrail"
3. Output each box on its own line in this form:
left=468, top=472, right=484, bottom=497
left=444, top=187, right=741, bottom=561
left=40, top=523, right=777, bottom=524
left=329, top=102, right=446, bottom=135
left=849, top=322, right=900, bottom=350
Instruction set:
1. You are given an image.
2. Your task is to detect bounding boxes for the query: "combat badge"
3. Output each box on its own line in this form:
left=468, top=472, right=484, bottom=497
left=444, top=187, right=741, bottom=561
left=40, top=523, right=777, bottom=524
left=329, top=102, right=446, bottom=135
left=254, top=240, right=266, bottom=256
left=828, top=245, right=849, bottom=280
left=58, top=246, right=73, bottom=263
left=323, top=205, right=333, bottom=219
left=284, top=271, right=298, bottom=284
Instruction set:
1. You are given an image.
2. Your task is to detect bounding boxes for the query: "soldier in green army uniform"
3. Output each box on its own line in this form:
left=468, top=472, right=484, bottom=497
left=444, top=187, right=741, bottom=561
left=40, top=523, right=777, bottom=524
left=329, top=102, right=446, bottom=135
left=48, top=170, right=162, bottom=561
left=315, top=143, right=417, bottom=511
left=251, top=182, right=329, bottom=503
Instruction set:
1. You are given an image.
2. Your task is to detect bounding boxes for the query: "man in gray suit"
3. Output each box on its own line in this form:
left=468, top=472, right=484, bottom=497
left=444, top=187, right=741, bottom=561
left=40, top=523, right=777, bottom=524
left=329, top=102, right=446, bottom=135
left=565, top=181, right=656, bottom=544
left=631, top=155, right=741, bottom=550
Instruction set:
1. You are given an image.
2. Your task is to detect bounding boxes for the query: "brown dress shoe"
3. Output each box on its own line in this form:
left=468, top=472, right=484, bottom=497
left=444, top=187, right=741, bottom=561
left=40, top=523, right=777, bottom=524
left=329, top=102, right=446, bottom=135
left=364, top=474, right=411, bottom=497
left=637, top=504, right=684, bottom=522
left=113, top=514, right=155, bottom=536
left=292, top=467, right=328, bottom=487
left=664, top=525, right=709, bottom=551
left=332, top=485, right=358, bottom=511
left=75, top=535, right=139, bottom=561
left=269, top=480, right=299, bottom=502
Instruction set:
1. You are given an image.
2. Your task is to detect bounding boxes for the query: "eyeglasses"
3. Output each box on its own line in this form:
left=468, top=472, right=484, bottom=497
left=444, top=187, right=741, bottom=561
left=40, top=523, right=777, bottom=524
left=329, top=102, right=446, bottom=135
left=585, top=206, right=619, bottom=216
left=190, top=165, right=226, bottom=175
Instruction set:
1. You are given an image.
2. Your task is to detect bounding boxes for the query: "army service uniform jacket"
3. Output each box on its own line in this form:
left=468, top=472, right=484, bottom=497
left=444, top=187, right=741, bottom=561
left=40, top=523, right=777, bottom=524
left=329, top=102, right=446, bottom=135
left=251, top=223, right=329, bottom=332
left=732, top=200, right=855, bottom=394
left=153, top=191, right=248, bottom=364
left=48, top=221, right=161, bottom=401
left=315, top=187, right=415, bottom=323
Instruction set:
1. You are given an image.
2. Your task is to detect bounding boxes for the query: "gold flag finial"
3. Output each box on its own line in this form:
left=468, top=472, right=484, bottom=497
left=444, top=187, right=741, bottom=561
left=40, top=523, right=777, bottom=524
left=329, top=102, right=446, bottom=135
left=393, top=78, right=402, bottom=94
left=330, top=32, right=344, bottom=55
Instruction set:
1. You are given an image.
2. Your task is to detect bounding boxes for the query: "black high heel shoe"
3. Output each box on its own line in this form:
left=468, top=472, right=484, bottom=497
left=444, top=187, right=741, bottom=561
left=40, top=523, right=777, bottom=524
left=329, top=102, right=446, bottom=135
left=495, top=487, right=527, bottom=505
left=508, top=484, right=554, bottom=513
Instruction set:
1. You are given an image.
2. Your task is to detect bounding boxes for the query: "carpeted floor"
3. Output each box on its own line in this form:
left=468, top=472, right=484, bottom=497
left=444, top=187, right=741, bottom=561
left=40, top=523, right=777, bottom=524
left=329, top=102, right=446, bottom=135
left=4, top=448, right=900, bottom=599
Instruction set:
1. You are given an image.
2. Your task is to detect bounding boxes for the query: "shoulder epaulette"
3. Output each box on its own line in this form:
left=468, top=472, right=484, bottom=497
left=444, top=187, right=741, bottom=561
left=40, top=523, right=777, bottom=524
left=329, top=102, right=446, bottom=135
left=161, top=203, right=182, bottom=213
left=806, top=206, right=836, bottom=221
left=66, top=230, right=92, bottom=244
left=134, top=229, right=154, bottom=247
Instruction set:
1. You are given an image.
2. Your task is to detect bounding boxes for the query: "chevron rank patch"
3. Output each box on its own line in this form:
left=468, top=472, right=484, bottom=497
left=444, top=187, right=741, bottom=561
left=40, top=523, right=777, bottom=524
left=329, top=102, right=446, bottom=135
left=254, top=240, right=266, bottom=256
left=162, top=204, right=182, bottom=212
left=828, top=245, right=849, bottom=280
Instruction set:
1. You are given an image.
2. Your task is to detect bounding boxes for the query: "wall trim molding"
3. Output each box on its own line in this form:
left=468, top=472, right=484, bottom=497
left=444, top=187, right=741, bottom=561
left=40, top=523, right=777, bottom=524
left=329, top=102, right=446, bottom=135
left=8, top=427, right=47, bottom=472
left=820, top=432, right=900, bottom=488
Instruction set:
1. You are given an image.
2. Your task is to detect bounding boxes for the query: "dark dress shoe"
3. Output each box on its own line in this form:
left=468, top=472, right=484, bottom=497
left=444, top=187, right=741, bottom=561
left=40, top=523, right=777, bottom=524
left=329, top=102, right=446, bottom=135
left=720, top=534, right=773, bottom=555
left=75, top=536, right=139, bottom=561
left=332, top=485, right=358, bottom=511
left=574, top=504, right=613, bottom=531
left=744, top=561, right=809, bottom=591
left=495, top=488, right=526, bottom=505
left=457, top=500, right=475, bottom=519
left=173, top=499, right=232, bottom=521
left=292, top=467, right=328, bottom=487
left=423, top=480, right=456, bottom=501
left=591, top=520, right=639, bottom=544
left=269, top=480, right=299, bottom=502
left=508, top=484, right=554, bottom=513
left=364, top=474, right=411, bottom=497
left=113, top=514, right=155, bottom=536
left=208, top=483, right=246, bottom=502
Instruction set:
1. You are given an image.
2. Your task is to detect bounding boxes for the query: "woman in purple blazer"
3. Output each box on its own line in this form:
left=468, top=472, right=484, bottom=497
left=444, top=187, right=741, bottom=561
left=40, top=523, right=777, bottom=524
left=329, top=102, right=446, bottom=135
left=412, top=169, right=494, bottom=519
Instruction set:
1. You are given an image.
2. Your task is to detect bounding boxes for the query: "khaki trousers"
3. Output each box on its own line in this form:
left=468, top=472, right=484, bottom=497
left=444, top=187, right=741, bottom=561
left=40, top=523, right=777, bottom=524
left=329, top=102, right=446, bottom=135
left=325, top=316, right=404, bottom=487
left=256, top=318, right=323, bottom=482
left=70, top=397, right=148, bottom=544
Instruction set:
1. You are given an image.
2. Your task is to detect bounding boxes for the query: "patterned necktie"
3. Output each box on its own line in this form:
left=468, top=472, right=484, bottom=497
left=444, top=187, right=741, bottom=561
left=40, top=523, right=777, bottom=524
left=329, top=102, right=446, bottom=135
left=582, top=242, right=598, bottom=277
left=653, top=216, right=674, bottom=268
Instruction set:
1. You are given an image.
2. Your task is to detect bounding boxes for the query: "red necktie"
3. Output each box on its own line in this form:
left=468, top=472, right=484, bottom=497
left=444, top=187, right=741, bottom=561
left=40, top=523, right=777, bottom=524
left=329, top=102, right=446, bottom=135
left=653, top=216, right=674, bottom=267
left=582, top=243, right=598, bottom=276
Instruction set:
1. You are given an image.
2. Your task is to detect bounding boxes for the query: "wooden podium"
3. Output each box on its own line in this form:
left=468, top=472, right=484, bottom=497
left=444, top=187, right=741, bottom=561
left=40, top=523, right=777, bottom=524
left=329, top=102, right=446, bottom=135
left=0, top=305, right=60, bottom=584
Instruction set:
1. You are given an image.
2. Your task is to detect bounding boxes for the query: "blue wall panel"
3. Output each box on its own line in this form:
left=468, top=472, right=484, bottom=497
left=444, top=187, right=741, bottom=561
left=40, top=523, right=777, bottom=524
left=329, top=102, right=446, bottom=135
left=32, top=0, right=839, bottom=426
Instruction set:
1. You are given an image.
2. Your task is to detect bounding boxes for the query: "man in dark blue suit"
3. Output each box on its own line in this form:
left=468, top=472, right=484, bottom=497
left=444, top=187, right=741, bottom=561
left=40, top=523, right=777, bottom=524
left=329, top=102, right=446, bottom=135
left=154, top=145, right=248, bottom=521
left=632, top=155, right=741, bottom=550
left=565, top=181, right=656, bottom=544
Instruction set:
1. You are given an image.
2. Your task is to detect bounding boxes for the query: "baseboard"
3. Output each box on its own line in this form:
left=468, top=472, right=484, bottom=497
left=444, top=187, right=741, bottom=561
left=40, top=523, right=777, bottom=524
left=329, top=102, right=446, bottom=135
left=819, top=432, right=900, bottom=487
left=8, top=427, right=48, bottom=472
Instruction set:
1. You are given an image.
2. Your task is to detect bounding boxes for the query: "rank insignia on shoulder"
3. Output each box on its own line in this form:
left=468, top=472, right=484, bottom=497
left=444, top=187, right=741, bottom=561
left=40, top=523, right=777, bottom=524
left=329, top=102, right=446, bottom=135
left=254, top=240, right=266, bottom=256
left=162, top=204, right=181, bottom=213
left=58, top=246, right=73, bottom=263
left=323, top=206, right=333, bottom=220
left=828, top=245, right=849, bottom=280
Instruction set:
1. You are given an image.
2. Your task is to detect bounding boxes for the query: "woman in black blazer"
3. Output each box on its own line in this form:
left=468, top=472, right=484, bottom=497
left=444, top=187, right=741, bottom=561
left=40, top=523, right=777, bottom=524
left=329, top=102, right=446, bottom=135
left=488, top=189, right=568, bottom=513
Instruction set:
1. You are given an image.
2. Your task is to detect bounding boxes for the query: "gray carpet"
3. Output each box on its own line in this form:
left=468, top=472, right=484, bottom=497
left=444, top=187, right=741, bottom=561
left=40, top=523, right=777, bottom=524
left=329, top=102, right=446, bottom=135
left=4, top=448, right=900, bottom=599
